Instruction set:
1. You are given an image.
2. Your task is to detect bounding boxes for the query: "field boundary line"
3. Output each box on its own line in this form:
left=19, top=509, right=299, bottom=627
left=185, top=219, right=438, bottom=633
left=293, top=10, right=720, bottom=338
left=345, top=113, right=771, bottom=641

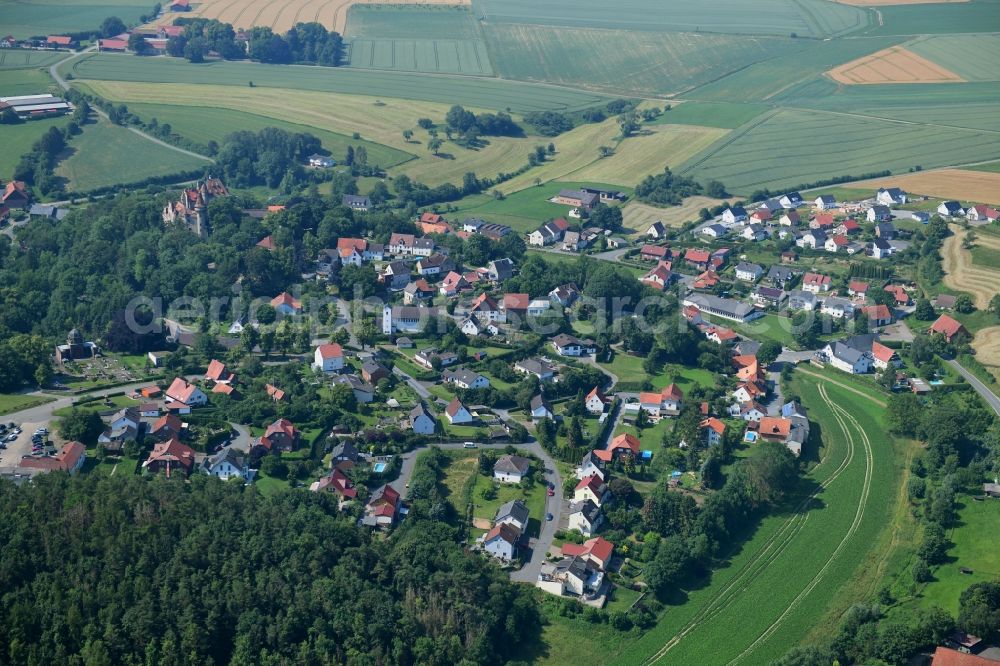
left=728, top=385, right=874, bottom=664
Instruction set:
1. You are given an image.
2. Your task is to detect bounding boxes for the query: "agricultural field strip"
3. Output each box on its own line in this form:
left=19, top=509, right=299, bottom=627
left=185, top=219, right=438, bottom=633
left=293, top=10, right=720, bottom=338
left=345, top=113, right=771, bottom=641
left=827, top=45, right=963, bottom=84
left=638, top=382, right=867, bottom=664
left=728, top=385, right=874, bottom=664
left=679, top=107, right=1000, bottom=192
left=68, top=53, right=610, bottom=113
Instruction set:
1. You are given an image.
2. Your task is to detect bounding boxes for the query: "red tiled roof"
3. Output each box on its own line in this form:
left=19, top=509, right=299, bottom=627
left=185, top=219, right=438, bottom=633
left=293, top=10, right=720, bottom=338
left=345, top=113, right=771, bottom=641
left=862, top=304, right=891, bottom=321
left=256, top=235, right=277, bottom=250
left=271, top=292, right=301, bottom=310
left=848, top=280, right=869, bottom=293
left=641, top=244, right=668, bottom=257
left=758, top=417, right=791, bottom=439
left=166, top=377, right=200, bottom=404
left=152, top=413, right=182, bottom=434
left=445, top=397, right=468, bottom=418
left=662, top=383, right=683, bottom=401
left=212, top=383, right=235, bottom=395
left=586, top=386, right=609, bottom=404
left=503, top=293, right=530, bottom=310
left=562, top=536, right=614, bottom=564
left=316, top=343, right=343, bottom=359
left=575, top=473, right=605, bottom=493
left=47, top=35, right=73, bottom=45
left=930, top=647, right=994, bottom=666
left=872, top=342, right=896, bottom=363
left=486, top=522, right=521, bottom=544
left=205, top=359, right=232, bottom=382
left=930, top=314, right=967, bottom=340
left=265, top=383, right=286, bottom=401
left=685, top=249, right=711, bottom=263
left=609, top=433, right=640, bottom=455
left=471, top=292, right=498, bottom=312
left=803, top=272, right=830, bottom=287
left=143, top=436, right=195, bottom=471
left=19, top=441, right=85, bottom=472
left=701, top=417, right=726, bottom=434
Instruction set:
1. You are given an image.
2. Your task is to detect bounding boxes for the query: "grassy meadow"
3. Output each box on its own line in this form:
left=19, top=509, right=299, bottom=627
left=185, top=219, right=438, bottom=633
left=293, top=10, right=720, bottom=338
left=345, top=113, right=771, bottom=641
left=0, top=1, right=145, bottom=39
left=1, top=115, right=70, bottom=180
left=55, top=117, right=208, bottom=192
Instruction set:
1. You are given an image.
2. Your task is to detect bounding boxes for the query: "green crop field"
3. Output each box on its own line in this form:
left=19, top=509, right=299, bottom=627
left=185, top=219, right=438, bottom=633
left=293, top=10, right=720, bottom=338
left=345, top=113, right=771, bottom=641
left=0, top=2, right=145, bottom=39
left=906, top=34, right=1000, bottom=82
left=346, top=4, right=484, bottom=39
left=473, top=0, right=869, bottom=37
left=0, top=50, right=64, bottom=69
left=970, top=161, right=1000, bottom=174
left=346, top=38, right=492, bottom=75
left=0, top=65, right=60, bottom=96
left=614, top=373, right=899, bottom=665
left=484, top=25, right=808, bottom=96
left=55, top=117, right=208, bottom=192
left=1, top=115, right=70, bottom=180
left=123, top=102, right=413, bottom=168
left=68, top=53, right=610, bottom=113
left=654, top=101, right=772, bottom=129
left=870, top=0, right=1000, bottom=35
left=680, top=108, right=1000, bottom=194
left=686, top=36, right=903, bottom=102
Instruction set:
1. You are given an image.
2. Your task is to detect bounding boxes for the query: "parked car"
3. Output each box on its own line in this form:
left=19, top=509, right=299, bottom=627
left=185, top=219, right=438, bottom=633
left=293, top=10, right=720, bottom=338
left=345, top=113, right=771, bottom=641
left=463, top=442, right=477, bottom=449
left=546, top=513, right=553, bottom=521
left=547, top=487, right=554, bottom=496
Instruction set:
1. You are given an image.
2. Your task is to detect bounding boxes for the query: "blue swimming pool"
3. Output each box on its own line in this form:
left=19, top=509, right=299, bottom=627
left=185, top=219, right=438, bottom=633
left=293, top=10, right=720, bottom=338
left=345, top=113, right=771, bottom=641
left=744, top=431, right=759, bottom=443
left=373, top=462, right=387, bottom=473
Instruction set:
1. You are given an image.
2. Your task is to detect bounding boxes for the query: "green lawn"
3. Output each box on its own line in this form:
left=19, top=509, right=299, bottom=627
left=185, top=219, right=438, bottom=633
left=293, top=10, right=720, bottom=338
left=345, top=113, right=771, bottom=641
left=124, top=102, right=413, bottom=168
left=469, top=471, right=548, bottom=538
left=0, top=64, right=60, bottom=97
left=55, top=117, right=208, bottom=193
left=0, top=393, right=55, bottom=416
left=254, top=473, right=290, bottom=496
left=600, top=351, right=717, bottom=390
left=450, top=181, right=629, bottom=234
left=53, top=393, right=137, bottom=418
left=910, top=495, right=1000, bottom=614
left=701, top=312, right=799, bottom=349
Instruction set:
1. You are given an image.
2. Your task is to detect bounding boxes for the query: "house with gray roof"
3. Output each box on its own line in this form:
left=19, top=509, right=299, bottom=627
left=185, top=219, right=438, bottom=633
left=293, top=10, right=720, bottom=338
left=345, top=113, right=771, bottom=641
left=494, top=499, right=530, bottom=532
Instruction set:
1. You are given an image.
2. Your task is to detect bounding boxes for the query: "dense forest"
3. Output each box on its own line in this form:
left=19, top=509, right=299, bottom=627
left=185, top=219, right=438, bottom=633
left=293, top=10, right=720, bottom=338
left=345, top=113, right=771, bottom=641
left=165, top=19, right=344, bottom=66
left=0, top=474, right=538, bottom=665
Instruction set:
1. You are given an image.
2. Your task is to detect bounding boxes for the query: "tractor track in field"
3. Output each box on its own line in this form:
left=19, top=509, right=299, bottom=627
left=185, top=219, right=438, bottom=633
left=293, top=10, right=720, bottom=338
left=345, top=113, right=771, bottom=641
left=639, top=381, right=862, bottom=665
left=728, top=384, right=874, bottom=664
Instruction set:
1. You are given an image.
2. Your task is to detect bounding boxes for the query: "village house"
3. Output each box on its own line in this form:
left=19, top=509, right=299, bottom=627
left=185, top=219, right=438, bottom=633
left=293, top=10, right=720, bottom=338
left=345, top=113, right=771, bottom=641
left=801, top=272, right=832, bottom=293
left=702, top=223, right=728, bottom=239
left=821, top=335, right=875, bottom=374
left=735, top=262, right=764, bottom=282
left=439, top=270, right=470, bottom=297
left=575, top=451, right=605, bottom=481
left=332, top=374, right=374, bottom=404
left=647, top=220, right=667, bottom=239
left=640, top=244, right=670, bottom=262
left=364, top=484, right=401, bottom=529
left=530, top=394, right=555, bottom=421
left=408, top=403, right=436, bottom=435
left=414, top=347, right=458, bottom=370
left=637, top=384, right=684, bottom=421
left=929, top=314, right=969, bottom=343
left=271, top=292, right=302, bottom=315
left=722, top=206, right=747, bottom=224
left=255, top=418, right=301, bottom=454
left=797, top=228, right=827, bottom=249
left=515, top=358, right=556, bottom=382
left=205, top=359, right=235, bottom=384
left=200, top=446, right=249, bottom=482
left=538, top=555, right=604, bottom=599
left=937, top=200, right=964, bottom=217
left=848, top=280, right=869, bottom=300
left=443, top=367, right=490, bottom=390
left=142, top=437, right=196, bottom=476
left=403, top=279, right=436, bottom=304
left=701, top=418, right=726, bottom=446
left=444, top=397, right=473, bottom=425
left=18, top=441, right=86, bottom=476
left=779, top=192, right=803, bottom=208
left=561, top=536, right=614, bottom=571
left=751, top=286, right=786, bottom=308
left=779, top=210, right=800, bottom=226
left=593, top=433, right=640, bottom=464
left=483, top=523, right=522, bottom=561
left=884, top=284, right=911, bottom=306
left=380, top=305, right=443, bottom=334
left=705, top=325, right=737, bottom=345
left=966, top=204, right=1000, bottom=223
left=381, top=260, right=412, bottom=290
left=342, top=194, right=371, bottom=211
left=684, top=248, right=712, bottom=271
left=487, top=258, right=515, bottom=282
left=313, top=343, right=344, bottom=373
left=165, top=377, right=207, bottom=408
left=416, top=253, right=454, bottom=276
left=742, top=224, right=769, bottom=242
left=862, top=303, right=893, bottom=327
left=309, top=468, right=357, bottom=505
left=585, top=386, right=612, bottom=414
left=575, top=474, right=610, bottom=507
left=501, top=293, right=530, bottom=322
left=494, top=455, right=531, bottom=483
left=549, top=283, right=580, bottom=308
left=552, top=333, right=596, bottom=357
left=820, top=296, right=855, bottom=319
left=641, top=261, right=673, bottom=291
left=528, top=218, right=569, bottom=246
left=495, top=499, right=530, bottom=532
left=871, top=341, right=900, bottom=370
left=876, top=187, right=907, bottom=206
left=554, top=189, right=598, bottom=212
left=568, top=499, right=603, bottom=536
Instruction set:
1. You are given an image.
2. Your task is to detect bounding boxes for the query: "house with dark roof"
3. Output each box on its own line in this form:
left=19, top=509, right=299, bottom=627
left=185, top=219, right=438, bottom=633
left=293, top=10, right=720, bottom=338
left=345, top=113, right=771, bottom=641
left=408, top=403, right=436, bottom=435
left=200, top=446, right=248, bottom=481
left=495, top=499, right=530, bottom=532
left=567, top=500, right=603, bottom=536
left=483, top=523, right=523, bottom=561
left=342, top=194, right=371, bottom=211
left=494, top=454, right=531, bottom=483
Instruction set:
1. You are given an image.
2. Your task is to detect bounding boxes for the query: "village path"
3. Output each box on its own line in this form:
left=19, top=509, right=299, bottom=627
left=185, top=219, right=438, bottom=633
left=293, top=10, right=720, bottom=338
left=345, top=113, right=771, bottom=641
left=48, top=47, right=213, bottom=164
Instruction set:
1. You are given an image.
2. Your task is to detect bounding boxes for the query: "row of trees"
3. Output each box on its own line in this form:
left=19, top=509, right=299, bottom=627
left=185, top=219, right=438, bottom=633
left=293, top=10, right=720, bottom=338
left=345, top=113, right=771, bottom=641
left=165, top=19, right=344, bottom=65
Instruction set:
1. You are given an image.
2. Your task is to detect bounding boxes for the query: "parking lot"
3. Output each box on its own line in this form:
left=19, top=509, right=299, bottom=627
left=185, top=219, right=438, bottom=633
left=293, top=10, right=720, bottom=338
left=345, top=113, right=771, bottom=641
left=0, top=421, right=52, bottom=468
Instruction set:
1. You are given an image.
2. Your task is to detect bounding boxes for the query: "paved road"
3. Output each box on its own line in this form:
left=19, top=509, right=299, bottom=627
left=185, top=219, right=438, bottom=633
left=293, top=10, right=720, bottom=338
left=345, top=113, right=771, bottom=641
left=228, top=422, right=252, bottom=453
left=392, top=366, right=431, bottom=400
left=49, top=48, right=213, bottom=163
left=948, top=359, right=1000, bottom=416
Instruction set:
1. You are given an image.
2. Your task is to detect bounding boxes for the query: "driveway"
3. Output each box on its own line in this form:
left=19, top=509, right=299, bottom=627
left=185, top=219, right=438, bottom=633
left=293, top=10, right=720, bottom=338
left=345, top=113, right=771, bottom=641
left=228, top=422, right=252, bottom=453
left=392, top=366, right=431, bottom=400
left=948, top=359, right=1000, bottom=416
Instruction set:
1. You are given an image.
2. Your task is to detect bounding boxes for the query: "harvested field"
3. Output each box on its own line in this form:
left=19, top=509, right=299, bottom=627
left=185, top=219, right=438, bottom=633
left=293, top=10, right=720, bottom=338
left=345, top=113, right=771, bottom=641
left=857, top=170, right=1000, bottom=206
left=941, top=224, right=1000, bottom=309
left=187, top=0, right=469, bottom=35
left=621, top=198, right=723, bottom=234
left=973, top=327, right=1000, bottom=368
left=827, top=45, right=963, bottom=84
